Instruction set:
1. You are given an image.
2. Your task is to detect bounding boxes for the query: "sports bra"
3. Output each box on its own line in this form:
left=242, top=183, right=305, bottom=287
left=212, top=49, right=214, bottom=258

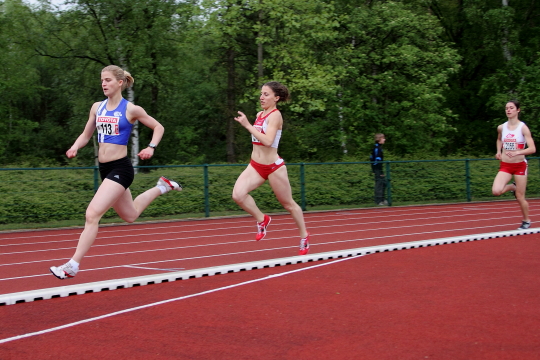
left=251, top=109, right=282, bottom=148
left=501, top=121, right=526, bottom=151
left=95, top=98, right=133, bottom=146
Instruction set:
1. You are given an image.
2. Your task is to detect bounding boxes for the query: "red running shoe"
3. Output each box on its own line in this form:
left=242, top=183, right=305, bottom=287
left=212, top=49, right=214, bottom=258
left=298, top=233, right=310, bottom=255
left=255, top=214, right=271, bottom=241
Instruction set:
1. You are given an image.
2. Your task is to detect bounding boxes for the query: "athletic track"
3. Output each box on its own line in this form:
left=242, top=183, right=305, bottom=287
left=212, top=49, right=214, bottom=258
left=0, top=201, right=539, bottom=359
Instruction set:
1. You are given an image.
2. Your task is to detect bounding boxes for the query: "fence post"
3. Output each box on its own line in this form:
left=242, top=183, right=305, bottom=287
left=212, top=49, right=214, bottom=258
left=300, top=163, right=306, bottom=211
left=204, top=164, right=210, bottom=217
left=385, top=161, right=392, bottom=206
left=465, top=159, right=471, bottom=202
left=93, top=166, right=99, bottom=193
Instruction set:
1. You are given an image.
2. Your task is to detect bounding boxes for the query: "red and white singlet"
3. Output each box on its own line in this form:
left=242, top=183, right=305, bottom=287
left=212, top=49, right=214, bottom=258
left=501, top=121, right=526, bottom=151
left=252, top=109, right=282, bottom=148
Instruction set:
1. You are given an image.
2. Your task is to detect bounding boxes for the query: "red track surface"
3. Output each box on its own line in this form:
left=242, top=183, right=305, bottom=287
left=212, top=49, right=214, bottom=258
left=1, top=201, right=539, bottom=359
left=2, top=201, right=538, bottom=295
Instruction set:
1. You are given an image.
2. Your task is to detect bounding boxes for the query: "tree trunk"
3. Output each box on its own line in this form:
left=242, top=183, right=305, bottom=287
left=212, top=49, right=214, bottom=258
left=258, top=6, right=264, bottom=81
left=93, top=135, right=99, bottom=167
left=226, top=47, right=236, bottom=163
left=118, top=59, right=138, bottom=173
left=258, top=42, right=264, bottom=80
left=338, top=92, right=347, bottom=154
left=127, top=86, right=139, bottom=174
left=502, top=0, right=512, bottom=62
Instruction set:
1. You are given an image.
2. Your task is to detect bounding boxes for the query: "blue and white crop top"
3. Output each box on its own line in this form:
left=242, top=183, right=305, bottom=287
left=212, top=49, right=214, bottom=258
left=95, top=98, right=133, bottom=145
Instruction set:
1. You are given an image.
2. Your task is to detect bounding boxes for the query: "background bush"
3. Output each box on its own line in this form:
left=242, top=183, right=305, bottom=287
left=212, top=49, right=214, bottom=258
left=1, top=157, right=536, bottom=230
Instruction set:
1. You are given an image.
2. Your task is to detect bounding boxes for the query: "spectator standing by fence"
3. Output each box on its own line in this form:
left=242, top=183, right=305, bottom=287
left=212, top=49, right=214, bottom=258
left=370, top=133, right=387, bottom=206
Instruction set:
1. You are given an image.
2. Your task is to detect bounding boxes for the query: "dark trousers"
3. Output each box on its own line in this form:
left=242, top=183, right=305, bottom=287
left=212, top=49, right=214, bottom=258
left=373, top=168, right=386, bottom=204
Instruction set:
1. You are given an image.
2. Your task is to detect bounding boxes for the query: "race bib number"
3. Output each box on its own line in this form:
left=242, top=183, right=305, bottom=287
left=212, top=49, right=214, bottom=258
left=96, top=116, right=119, bottom=136
left=503, top=140, right=524, bottom=151
left=252, top=125, right=264, bottom=143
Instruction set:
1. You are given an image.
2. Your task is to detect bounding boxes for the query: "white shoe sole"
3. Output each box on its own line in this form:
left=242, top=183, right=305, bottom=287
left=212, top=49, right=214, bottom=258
left=49, top=266, right=75, bottom=280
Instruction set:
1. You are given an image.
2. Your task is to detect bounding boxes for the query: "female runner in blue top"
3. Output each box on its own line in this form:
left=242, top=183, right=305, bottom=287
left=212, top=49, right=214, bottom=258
left=232, top=81, right=310, bottom=255
left=50, top=65, right=182, bottom=279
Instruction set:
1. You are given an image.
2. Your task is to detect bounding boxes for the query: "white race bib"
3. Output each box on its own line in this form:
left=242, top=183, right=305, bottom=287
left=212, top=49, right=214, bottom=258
left=251, top=125, right=264, bottom=143
left=503, top=140, right=517, bottom=150
left=96, top=116, right=120, bottom=136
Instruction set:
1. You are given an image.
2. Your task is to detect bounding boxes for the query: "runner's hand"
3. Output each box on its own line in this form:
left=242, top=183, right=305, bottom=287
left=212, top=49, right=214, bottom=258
left=234, top=111, right=250, bottom=127
left=138, top=147, right=154, bottom=160
left=66, top=148, right=78, bottom=158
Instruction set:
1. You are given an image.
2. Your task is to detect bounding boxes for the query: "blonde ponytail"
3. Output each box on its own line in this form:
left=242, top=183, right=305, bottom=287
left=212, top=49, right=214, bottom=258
left=123, top=71, right=134, bottom=90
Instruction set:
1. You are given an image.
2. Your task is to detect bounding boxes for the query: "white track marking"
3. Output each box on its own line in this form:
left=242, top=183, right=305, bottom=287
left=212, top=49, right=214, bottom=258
left=0, top=221, right=514, bottom=268
left=0, top=201, right=526, bottom=243
left=0, top=222, right=515, bottom=281
left=0, top=216, right=513, bottom=258
left=0, top=255, right=364, bottom=344
left=123, top=265, right=185, bottom=272
left=0, top=243, right=303, bottom=279
left=0, top=210, right=520, bottom=253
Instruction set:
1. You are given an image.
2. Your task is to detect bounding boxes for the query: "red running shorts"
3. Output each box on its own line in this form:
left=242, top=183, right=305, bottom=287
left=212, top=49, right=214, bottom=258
left=499, top=161, right=528, bottom=176
left=250, top=157, right=285, bottom=180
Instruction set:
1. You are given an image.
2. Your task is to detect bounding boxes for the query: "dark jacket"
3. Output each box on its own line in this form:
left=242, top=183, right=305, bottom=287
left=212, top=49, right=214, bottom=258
left=370, top=143, right=383, bottom=171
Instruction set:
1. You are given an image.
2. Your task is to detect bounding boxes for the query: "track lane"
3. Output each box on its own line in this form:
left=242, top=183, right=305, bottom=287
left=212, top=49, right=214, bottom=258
left=0, top=200, right=536, bottom=294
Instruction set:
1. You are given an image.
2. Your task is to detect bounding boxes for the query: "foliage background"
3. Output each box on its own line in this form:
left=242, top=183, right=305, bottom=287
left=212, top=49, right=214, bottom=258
left=1, top=0, right=539, bottom=167
left=2, top=157, right=539, bottom=229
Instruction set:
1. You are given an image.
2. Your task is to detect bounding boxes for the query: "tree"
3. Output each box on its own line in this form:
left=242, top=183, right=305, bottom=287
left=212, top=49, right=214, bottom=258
left=0, top=0, right=48, bottom=163
left=258, top=0, right=341, bottom=161
left=422, top=0, right=538, bottom=154
left=331, top=1, right=460, bottom=157
left=15, top=0, right=195, bottom=165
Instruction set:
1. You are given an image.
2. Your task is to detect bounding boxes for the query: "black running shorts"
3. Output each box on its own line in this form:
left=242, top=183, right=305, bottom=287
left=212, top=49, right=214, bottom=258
left=99, top=156, right=134, bottom=189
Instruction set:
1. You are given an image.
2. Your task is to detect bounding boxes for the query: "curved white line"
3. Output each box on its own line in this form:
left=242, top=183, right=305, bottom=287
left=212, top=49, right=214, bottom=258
left=0, top=255, right=363, bottom=344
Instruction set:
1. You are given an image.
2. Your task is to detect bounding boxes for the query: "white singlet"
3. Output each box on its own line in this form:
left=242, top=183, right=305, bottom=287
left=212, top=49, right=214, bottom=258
left=501, top=121, right=526, bottom=151
left=252, top=109, right=282, bottom=148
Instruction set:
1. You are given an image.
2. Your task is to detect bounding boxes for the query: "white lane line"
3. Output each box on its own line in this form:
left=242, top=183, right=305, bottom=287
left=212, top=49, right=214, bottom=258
left=0, top=244, right=302, bottom=281
left=0, top=222, right=514, bottom=268
left=0, top=223, right=517, bottom=281
left=0, top=211, right=520, bottom=253
left=123, top=265, right=185, bottom=272
left=0, top=255, right=364, bottom=344
left=0, top=202, right=525, bottom=243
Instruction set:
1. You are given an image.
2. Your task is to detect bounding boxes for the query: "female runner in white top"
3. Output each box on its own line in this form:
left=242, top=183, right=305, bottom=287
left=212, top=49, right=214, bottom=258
left=492, top=100, right=536, bottom=229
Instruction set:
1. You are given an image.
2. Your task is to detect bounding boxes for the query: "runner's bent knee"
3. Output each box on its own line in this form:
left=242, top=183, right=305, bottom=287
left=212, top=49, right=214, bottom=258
left=232, top=188, right=248, bottom=204
left=280, top=199, right=300, bottom=213
left=85, top=206, right=103, bottom=224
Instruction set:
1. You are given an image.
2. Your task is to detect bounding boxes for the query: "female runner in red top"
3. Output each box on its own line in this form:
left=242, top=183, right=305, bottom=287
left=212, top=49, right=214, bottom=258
left=492, top=100, right=536, bottom=229
left=232, top=82, right=310, bottom=255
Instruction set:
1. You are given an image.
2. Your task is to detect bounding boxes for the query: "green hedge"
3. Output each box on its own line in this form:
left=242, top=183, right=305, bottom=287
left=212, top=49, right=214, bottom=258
left=1, top=158, right=538, bottom=230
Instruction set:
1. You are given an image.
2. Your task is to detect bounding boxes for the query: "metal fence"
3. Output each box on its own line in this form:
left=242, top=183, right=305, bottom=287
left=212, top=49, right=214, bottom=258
left=1, top=158, right=539, bottom=229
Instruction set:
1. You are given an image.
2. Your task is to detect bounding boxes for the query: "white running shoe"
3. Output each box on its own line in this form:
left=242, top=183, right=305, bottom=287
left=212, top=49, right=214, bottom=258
left=157, top=176, right=182, bottom=192
left=50, top=262, right=78, bottom=279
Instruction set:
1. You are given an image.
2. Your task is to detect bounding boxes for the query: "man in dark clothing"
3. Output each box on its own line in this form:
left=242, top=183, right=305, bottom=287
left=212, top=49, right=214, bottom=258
left=370, top=133, right=387, bottom=205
